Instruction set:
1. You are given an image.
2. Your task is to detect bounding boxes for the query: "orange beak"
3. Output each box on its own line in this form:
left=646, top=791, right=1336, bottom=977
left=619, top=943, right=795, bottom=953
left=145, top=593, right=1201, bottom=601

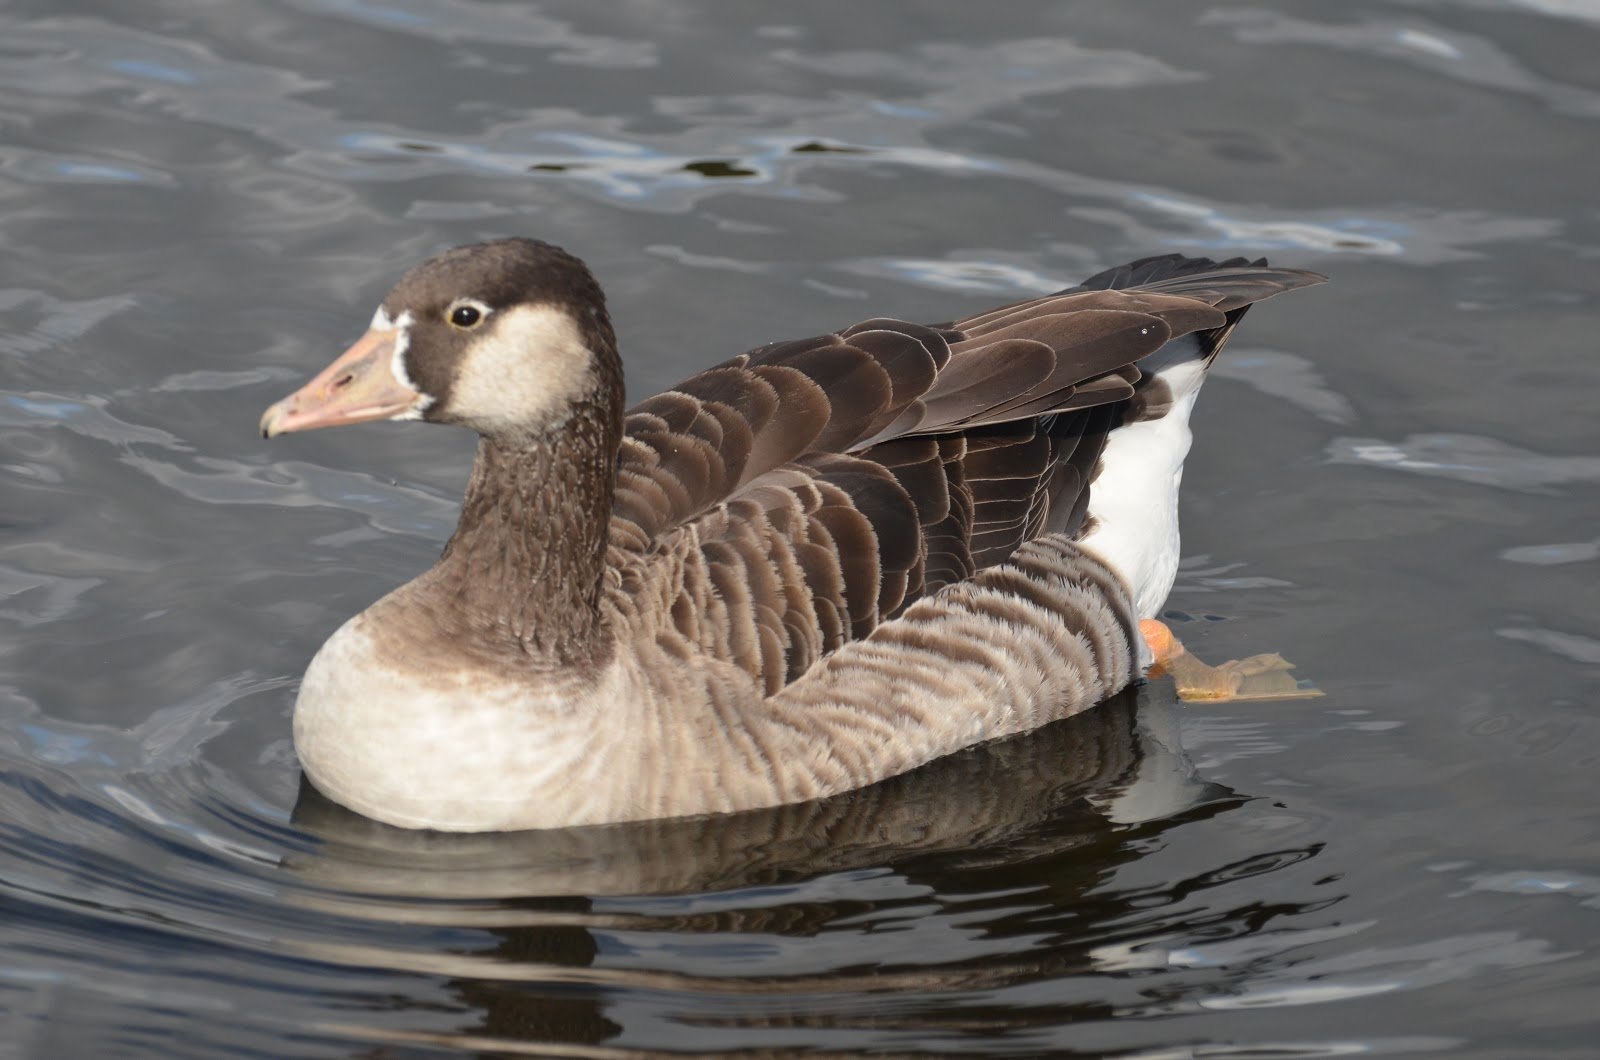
left=260, top=327, right=425, bottom=438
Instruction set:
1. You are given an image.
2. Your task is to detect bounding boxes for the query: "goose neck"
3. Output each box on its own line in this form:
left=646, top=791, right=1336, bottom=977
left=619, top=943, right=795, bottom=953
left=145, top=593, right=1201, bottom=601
left=430, top=403, right=618, bottom=666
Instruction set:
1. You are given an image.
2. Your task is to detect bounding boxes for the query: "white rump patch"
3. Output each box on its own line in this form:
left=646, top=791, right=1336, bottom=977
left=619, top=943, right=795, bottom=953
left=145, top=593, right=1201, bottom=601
left=1078, top=337, right=1207, bottom=619
left=450, top=304, right=595, bottom=433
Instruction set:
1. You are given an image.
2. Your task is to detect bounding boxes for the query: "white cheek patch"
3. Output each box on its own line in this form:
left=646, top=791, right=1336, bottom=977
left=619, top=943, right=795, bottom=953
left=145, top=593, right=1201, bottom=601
left=449, top=304, right=595, bottom=433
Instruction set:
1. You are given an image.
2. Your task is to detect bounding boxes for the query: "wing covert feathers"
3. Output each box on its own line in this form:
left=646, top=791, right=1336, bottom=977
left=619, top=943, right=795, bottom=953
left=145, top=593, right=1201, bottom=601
left=754, top=536, right=1141, bottom=802
left=610, top=254, right=1324, bottom=695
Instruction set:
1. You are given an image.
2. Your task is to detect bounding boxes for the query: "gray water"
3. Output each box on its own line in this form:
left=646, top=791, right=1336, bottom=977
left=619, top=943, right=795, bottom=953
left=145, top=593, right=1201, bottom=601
left=3, top=1, right=1599, bottom=1055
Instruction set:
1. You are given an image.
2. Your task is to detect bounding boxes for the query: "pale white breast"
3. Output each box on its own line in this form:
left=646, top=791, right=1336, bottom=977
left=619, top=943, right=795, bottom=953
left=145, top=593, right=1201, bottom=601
left=292, top=616, right=630, bottom=830
left=1077, top=337, right=1208, bottom=622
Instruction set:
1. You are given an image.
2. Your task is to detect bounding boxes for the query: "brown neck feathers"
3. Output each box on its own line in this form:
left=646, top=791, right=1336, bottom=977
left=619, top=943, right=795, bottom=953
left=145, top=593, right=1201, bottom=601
left=426, top=395, right=620, bottom=669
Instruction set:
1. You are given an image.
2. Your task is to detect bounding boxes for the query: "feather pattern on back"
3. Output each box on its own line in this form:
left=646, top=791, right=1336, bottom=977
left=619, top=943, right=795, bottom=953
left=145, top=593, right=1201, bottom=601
left=609, top=255, right=1324, bottom=700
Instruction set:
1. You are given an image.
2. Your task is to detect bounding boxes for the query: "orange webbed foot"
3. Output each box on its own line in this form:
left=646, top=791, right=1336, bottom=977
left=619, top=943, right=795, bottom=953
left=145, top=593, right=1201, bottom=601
left=1140, top=618, right=1322, bottom=703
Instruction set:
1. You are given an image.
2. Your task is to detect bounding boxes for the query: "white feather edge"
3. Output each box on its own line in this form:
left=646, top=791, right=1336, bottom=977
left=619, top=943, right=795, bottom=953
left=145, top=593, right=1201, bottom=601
left=366, top=307, right=433, bottom=420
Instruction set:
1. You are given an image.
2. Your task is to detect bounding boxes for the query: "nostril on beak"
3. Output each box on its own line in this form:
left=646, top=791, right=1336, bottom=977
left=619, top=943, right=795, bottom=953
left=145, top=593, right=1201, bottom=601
left=332, top=372, right=355, bottom=389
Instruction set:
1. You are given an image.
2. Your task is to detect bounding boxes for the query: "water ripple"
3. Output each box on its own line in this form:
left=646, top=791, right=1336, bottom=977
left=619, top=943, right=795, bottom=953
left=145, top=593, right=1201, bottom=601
left=0, top=149, right=178, bottom=187
left=1210, top=349, right=1356, bottom=424
left=1205, top=8, right=1600, bottom=119
left=0, top=289, right=138, bottom=360
left=1498, top=625, right=1600, bottom=664
left=1327, top=433, right=1600, bottom=491
left=283, top=0, right=659, bottom=66
left=1500, top=538, right=1600, bottom=565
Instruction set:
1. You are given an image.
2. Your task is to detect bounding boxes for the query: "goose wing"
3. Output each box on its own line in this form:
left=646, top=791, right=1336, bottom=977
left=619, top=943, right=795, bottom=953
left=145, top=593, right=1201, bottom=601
left=610, top=256, right=1324, bottom=692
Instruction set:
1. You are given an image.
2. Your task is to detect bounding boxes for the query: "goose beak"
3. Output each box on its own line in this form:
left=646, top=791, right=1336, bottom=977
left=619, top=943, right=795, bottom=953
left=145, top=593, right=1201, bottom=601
left=260, top=328, right=423, bottom=438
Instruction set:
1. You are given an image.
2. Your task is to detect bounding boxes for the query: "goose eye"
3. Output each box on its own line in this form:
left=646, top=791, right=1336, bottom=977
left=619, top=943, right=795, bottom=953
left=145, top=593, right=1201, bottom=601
left=448, top=303, right=486, bottom=329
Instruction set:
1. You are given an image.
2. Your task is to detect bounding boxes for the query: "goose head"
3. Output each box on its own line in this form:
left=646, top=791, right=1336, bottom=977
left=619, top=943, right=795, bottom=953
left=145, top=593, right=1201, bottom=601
left=261, top=238, right=620, bottom=443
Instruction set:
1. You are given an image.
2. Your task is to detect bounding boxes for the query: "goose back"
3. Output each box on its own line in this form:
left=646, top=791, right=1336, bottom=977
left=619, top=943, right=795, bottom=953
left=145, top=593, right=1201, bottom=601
left=609, top=255, right=1324, bottom=698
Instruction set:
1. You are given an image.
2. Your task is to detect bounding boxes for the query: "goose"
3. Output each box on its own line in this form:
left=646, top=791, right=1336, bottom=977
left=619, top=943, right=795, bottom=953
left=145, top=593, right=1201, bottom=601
left=261, top=238, right=1324, bottom=832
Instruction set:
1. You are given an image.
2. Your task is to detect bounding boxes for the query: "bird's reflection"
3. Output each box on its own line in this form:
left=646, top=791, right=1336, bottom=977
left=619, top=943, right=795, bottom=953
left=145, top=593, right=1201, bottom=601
left=289, top=682, right=1224, bottom=898
left=284, top=683, right=1322, bottom=1053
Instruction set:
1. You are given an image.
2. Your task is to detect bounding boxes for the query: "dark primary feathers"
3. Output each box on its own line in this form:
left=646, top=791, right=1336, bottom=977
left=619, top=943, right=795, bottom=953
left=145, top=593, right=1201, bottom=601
left=611, top=255, right=1323, bottom=696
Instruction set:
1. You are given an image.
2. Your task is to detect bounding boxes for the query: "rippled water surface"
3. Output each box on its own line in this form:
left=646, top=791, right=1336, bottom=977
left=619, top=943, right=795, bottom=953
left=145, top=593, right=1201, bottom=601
left=4, top=1, right=1600, bottom=1055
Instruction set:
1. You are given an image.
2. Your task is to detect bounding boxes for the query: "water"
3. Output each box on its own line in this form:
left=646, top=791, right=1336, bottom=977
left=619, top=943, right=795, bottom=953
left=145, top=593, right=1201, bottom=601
left=3, top=0, right=1599, bottom=1054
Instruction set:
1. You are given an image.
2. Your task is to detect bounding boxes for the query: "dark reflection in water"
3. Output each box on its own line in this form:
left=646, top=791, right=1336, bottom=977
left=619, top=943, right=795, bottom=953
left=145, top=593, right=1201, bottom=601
left=270, top=687, right=1332, bottom=1053
left=292, top=687, right=1176, bottom=895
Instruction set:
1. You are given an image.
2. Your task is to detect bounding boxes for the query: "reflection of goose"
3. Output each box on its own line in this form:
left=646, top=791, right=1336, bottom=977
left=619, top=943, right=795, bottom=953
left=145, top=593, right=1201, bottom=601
left=288, top=684, right=1227, bottom=898
left=288, top=687, right=1280, bottom=1055
left=262, top=239, right=1322, bottom=831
